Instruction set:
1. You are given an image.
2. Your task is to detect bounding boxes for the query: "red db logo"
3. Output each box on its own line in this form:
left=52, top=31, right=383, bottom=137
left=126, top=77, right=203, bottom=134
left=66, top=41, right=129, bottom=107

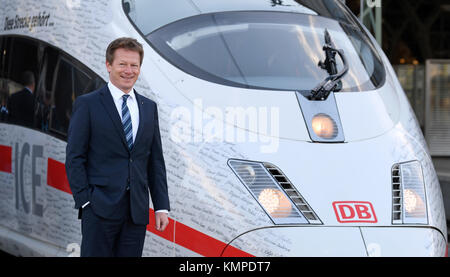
left=332, top=201, right=377, bottom=223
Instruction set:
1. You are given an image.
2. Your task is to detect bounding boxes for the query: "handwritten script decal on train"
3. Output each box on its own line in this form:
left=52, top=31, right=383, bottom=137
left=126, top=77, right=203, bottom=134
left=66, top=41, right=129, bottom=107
left=3, top=11, right=52, bottom=31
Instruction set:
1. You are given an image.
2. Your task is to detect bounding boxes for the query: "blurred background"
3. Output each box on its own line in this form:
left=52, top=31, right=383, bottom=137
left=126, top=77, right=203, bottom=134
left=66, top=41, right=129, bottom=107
left=345, top=0, right=450, bottom=239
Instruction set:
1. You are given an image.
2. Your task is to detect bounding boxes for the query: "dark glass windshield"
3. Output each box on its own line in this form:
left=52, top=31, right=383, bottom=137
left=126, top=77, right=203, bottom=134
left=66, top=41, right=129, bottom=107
left=149, top=12, right=384, bottom=92
left=125, top=0, right=385, bottom=92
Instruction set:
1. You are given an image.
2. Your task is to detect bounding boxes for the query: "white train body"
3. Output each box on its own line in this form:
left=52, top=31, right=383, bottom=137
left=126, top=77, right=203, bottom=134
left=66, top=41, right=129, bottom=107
left=0, top=0, right=447, bottom=257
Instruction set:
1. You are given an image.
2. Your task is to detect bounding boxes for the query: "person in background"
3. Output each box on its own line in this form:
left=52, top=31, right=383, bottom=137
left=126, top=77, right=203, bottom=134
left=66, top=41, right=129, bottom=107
left=7, top=71, right=35, bottom=127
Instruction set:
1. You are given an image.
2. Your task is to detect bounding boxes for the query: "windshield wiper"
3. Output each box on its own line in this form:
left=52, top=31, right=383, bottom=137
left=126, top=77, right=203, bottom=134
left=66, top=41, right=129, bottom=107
left=309, top=29, right=349, bottom=101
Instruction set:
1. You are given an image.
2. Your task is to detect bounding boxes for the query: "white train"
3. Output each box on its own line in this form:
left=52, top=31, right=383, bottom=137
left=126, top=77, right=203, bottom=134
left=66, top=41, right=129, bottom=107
left=0, top=0, right=447, bottom=257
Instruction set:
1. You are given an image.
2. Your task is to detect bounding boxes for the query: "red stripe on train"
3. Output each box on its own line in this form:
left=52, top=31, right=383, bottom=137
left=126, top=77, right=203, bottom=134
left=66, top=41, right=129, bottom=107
left=0, top=145, right=12, bottom=173
left=147, top=209, right=253, bottom=257
left=47, top=158, right=72, bottom=194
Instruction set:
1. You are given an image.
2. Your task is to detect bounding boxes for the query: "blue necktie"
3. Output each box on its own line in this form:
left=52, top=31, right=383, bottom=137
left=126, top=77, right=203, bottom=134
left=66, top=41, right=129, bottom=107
left=122, top=95, right=133, bottom=150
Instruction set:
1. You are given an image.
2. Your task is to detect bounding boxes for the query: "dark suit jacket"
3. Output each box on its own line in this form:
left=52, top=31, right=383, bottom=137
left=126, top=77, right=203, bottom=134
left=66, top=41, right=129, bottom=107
left=65, top=85, right=170, bottom=225
left=8, top=88, right=35, bottom=127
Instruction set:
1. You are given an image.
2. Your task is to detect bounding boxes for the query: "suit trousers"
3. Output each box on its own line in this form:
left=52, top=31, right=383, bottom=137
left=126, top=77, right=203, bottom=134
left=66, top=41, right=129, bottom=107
left=80, top=190, right=147, bottom=257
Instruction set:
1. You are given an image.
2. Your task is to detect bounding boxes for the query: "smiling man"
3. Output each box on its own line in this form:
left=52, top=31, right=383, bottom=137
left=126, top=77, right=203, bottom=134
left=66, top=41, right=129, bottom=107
left=65, top=37, right=170, bottom=257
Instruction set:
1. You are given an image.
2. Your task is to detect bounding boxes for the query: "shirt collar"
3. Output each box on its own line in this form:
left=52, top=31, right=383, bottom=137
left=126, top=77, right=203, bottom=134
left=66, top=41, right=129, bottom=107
left=108, top=82, right=136, bottom=101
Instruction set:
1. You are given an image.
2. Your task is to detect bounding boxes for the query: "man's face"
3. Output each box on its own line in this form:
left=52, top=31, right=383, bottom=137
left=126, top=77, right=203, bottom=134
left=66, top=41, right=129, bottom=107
left=106, top=48, right=141, bottom=93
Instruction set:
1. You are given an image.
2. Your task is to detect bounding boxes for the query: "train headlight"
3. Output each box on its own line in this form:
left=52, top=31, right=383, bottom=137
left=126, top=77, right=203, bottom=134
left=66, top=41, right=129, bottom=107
left=392, top=161, right=428, bottom=224
left=229, top=159, right=322, bottom=225
left=311, top=114, right=337, bottom=139
left=403, top=189, right=426, bottom=215
left=258, top=188, right=292, bottom=217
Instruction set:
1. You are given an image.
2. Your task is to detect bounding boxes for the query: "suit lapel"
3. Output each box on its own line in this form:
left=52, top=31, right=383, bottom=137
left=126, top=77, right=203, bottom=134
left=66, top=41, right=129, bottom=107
left=99, top=86, right=129, bottom=151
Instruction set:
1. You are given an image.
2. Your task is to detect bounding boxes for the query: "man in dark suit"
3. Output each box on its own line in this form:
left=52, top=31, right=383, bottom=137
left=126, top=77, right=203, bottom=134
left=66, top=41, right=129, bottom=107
left=65, top=37, right=170, bottom=257
left=7, top=71, right=35, bottom=127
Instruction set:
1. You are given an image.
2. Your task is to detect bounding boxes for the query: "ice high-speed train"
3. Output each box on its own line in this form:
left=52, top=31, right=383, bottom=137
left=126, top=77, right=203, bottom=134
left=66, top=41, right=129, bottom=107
left=0, top=0, right=447, bottom=257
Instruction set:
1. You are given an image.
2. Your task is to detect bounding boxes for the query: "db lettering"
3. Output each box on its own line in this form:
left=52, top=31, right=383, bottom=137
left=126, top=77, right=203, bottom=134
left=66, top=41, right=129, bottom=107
left=333, top=201, right=377, bottom=223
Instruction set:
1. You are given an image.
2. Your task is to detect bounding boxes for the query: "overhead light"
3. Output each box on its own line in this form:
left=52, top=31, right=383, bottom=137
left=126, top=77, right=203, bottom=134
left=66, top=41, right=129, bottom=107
left=296, top=91, right=345, bottom=143
left=311, top=113, right=338, bottom=139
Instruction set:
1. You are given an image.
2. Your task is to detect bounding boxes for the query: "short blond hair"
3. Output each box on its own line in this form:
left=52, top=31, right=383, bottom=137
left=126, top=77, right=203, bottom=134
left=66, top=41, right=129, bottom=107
left=106, top=37, right=144, bottom=65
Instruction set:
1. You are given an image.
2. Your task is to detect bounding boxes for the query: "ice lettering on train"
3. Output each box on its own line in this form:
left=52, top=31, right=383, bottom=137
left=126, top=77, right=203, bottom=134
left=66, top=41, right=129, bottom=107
left=14, top=142, right=44, bottom=217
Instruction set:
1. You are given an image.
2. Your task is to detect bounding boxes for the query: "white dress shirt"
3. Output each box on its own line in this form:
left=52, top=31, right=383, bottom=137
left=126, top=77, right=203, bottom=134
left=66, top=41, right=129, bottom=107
left=82, top=82, right=168, bottom=215
left=108, top=82, right=139, bottom=143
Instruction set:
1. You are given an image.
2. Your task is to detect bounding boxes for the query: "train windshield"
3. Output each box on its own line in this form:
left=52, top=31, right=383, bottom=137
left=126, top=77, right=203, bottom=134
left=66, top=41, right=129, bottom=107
left=141, top=11, right=385, bottom=92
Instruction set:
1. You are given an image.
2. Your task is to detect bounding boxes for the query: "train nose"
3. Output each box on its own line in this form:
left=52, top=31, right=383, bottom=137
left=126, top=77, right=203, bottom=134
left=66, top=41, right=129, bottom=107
left=223, top=227, right=368, bottom=257
left=222, top=226, right=447, bottom=257
left=359, top=227, right=447, bottom=257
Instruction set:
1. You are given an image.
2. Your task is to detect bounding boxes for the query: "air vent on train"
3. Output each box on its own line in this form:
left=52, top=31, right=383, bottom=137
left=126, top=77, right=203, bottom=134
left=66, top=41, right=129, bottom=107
left=228, top=159, right=322, bottom=225
left=391, top=164, right=402, bottom=224
left=391, top=161, right=428, bottom=225
left=263, top=162, right=321, bottom=224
